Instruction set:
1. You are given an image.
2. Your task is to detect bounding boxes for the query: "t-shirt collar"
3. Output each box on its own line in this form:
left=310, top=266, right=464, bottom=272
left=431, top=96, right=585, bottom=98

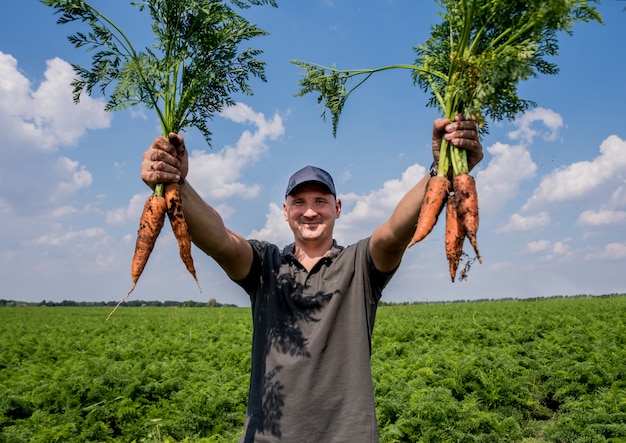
left=282, top=240, right=344, bottom=261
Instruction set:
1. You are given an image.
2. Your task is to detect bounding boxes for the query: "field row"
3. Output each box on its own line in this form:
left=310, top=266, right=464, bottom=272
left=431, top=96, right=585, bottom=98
left=1, top=296, right=625, bottom=442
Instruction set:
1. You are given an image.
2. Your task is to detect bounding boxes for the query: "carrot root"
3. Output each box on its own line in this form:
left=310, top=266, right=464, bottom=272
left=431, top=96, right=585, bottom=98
left=165, top=182, right=201, bottom=292
left=106, top=284, right=136, bottom=321
left=453, top=173, right=482, bottom=264
left=132, top=194, right=168, bottom=281
left=445, top=198, right=466, bottom=282
left=408, top=175, right=450, bottom=248
left=107, top=193, right=167, bottom=320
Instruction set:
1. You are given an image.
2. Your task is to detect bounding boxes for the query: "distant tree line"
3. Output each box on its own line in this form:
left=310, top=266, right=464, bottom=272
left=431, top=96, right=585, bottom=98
left=377, top=293, right=625, bottom=306
left=0, top=298, right=238, bottom=308
left=1, top=293, right=623, bottom=309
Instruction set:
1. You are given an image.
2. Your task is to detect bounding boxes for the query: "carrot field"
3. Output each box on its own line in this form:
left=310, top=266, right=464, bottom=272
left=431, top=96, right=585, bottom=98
left=1, top=296, right=625, bottom=442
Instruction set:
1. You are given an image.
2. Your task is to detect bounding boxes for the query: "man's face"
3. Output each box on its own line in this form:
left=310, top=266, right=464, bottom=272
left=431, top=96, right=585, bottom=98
left=283, top=183, right=341, bottom=246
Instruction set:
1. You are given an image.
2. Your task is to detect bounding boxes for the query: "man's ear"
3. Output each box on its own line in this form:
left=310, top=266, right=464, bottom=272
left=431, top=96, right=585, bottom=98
left=335, top=198, right=342, bottom=218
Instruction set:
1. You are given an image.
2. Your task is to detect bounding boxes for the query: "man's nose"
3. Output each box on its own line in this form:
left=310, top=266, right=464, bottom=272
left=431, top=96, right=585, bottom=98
left=303, top=207, right=318, bottom=217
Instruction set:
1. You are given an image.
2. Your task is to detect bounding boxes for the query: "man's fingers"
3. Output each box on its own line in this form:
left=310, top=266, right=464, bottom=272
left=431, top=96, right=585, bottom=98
left=447, top=129, right=476, bottom=140
left=168, top=132, right=186, bottom=157
left=150, top=135, right=177, bottom=156
left=144, top=157, right=181, bottom=176
left=446, top=137, right=472, bottom=149
left=142, top=168, right=181, bottom=185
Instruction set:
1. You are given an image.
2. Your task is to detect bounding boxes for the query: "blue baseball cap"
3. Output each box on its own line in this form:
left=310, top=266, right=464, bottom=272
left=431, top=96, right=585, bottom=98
left=285, top=165, right=336, bottom=197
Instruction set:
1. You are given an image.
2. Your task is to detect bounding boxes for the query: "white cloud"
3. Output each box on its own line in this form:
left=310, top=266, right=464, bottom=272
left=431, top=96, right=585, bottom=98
left=31, top=58, right=111, bottom=146
left=576, top=209, right=626, bottom=227
left=523, top=135, right=626, bottom=211
left=52, top=157, right=93, bottom=201
left=187, top=102, right=284, bottom=202
left=335, top=163, right=427, bottom=243
left=508, top=107, right=563, bottom=144
left=107, top=192, right=151, bottom=226
left=28, top=225, right=106, bottom=247
left=15, top=222, right=121, bottom=280
left=248, top=202, right=293, bottom=245
left=339, top=169, right=353, bottom=184
left=522, top=238, right=571, bottom=263
left=608, top=183, right=626, bottom=207
left=552, top=241, right=570, bottom=256
left=525, top=240, right=550, bottom=253
left=524, top=239, right=571, bottom=256
left=497, top=211, right=551, bottom=233
left=0, top=52, right=110, bottom=151
left=477, top=141, right=536, bottom=215
left=0, top=53, right=110, bottom=217
left=585, top=242, right=626, bottom=261
left=0, top=54, right=31, bottom=113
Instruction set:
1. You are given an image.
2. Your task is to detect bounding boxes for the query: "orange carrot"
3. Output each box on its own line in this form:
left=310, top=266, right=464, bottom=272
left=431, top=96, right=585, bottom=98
left=107, top=192, right=167, bottom=320
left=165, top=182, right=201, bottom=291
left=453, top=173, right=482, bottom=263
left=407, top=175, right=450, bottom=248
left=445, top=197, right=466, bottom=282
left=131, top=194, right=167, bottom=282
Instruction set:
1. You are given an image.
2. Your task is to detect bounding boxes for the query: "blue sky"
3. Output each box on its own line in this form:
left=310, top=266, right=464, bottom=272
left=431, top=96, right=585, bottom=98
left=1, top=1, right=625, bottom=306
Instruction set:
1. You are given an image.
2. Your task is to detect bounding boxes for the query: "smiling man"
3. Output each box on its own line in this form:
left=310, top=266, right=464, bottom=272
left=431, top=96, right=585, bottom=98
left=141, top=116, right=483, bottom=442
left=283, top=166, right=341, bottom=267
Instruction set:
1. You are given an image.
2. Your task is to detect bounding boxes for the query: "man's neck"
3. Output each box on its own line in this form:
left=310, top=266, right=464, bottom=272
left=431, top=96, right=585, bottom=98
left=293, top=240, right=333, bottom=271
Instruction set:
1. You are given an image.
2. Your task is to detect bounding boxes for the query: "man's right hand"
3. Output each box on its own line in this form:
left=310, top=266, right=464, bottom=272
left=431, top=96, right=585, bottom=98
left=141, top=132, right=188, bottom=188
left=431, top=115, right=483, bottom=175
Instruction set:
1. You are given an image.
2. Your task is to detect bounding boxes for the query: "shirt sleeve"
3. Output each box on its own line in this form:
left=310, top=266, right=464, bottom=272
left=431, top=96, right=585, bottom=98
left=363, top=237, right=398, bottom=298
left=231, top=239, right=264, bottom=298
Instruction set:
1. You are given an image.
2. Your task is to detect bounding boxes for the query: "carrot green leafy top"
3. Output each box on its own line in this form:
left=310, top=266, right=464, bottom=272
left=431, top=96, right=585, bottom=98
left=414, top=0, right=602, bottom=128
left=292, top=0, right=602, bottom=175
left=42, top=0, right=277, bottom=144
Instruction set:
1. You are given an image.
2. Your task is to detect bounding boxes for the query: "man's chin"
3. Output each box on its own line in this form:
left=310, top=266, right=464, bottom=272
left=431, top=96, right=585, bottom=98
left=299, top=229, right=324, bottom=241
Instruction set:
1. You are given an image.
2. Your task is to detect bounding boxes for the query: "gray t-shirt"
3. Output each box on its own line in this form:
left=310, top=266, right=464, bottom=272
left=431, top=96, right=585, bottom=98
left=235, top=237, right=395, bottom=442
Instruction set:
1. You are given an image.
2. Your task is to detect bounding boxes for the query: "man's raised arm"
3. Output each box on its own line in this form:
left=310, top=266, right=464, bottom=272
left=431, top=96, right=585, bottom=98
left=369, top=117, right=483, bottom=274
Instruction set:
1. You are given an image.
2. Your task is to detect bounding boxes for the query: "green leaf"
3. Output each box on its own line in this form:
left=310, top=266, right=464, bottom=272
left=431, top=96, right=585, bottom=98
left=292, top=0, right=602, bottom=176
left=41, top=0, right=276, bottom=146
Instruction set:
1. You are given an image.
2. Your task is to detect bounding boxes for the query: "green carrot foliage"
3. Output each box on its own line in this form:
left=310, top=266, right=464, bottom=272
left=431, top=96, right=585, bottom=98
left=413, top=0, right=603, bottom=128
left=292, top=0, right=602, bottom=176
left=41, top=0, right=277, bottom=145
left=1, top=295, right=626, bottom=442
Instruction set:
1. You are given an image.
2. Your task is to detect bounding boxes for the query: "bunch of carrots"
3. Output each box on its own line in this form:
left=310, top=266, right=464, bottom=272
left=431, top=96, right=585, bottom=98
left=107, top=180, right=199, bottom=320
left=43, top=0, right=275, bottom=318
left=292, top=0, right=601, bottom=281
left=408, top=165, right=480, bottom=282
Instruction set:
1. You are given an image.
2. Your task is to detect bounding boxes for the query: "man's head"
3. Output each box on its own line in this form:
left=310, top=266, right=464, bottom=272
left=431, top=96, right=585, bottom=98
left=285, top=165, right=336, bottom=198
left=283, top=166, right=340, bottom=247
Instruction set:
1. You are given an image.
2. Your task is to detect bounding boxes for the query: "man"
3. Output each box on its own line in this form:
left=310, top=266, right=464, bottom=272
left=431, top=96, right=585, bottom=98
left=142, top=116, right=483, bottom=442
